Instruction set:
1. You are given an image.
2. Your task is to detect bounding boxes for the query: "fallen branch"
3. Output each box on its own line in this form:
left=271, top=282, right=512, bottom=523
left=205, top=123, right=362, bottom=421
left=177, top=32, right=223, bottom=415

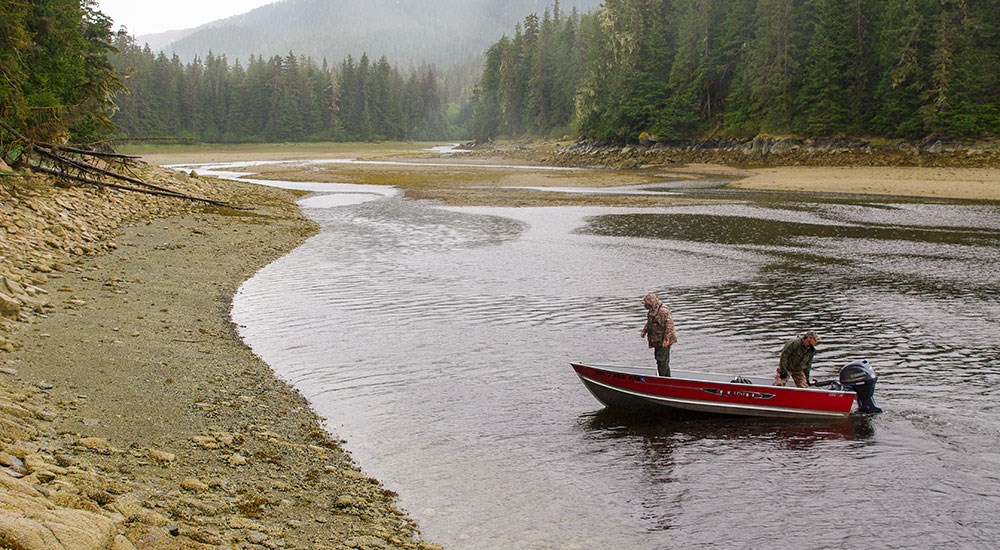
left=30, top=164, right=238, bottom=208
left=32, top=145, right=183, bottom=197
left=2, top=120, right=239, bottom=209
left=53, top=143, right=142, bottom=160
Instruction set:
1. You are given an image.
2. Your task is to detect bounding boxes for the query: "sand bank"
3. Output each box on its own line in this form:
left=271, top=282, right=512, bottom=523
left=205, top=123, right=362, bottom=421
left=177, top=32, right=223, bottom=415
left=733, top=165, right=1000, bottom=201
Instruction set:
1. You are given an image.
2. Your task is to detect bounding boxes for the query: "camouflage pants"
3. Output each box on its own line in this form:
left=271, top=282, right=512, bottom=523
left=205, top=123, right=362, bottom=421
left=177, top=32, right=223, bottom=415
left=654, top=345, right=671, bottom=377
left=772, top=366, right=808, bottom=388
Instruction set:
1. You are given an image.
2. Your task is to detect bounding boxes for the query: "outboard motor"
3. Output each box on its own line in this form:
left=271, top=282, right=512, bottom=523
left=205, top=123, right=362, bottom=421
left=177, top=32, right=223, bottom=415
left=838, top=359, right=882, bottom=414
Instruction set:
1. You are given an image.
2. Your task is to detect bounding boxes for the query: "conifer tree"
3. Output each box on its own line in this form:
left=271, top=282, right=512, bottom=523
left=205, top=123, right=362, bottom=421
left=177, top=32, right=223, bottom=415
left=1, top=0, right=122, bottom=145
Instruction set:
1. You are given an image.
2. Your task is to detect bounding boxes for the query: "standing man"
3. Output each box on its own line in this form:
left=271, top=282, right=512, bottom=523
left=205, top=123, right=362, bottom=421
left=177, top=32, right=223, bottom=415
left=640, top=292, right=677, bottom=377
left=772, top=331, right=819, bottom=388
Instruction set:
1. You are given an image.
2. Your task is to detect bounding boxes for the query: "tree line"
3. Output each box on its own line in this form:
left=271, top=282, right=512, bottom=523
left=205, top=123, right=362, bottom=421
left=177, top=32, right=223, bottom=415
left=472, top=0, right=1000, bottom=143
left=110, top=34, right=456, bottom=143
left=5, top=0, right=996, bottom=151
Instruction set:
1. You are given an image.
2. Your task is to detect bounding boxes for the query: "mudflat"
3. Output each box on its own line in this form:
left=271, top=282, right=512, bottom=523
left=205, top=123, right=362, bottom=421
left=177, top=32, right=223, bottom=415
left=137, top=141, right=1000, bottom=203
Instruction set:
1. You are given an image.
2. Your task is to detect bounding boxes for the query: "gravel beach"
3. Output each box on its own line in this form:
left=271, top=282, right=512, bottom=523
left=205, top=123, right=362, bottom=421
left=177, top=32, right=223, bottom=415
left=1, top=166, right=437, bottom=548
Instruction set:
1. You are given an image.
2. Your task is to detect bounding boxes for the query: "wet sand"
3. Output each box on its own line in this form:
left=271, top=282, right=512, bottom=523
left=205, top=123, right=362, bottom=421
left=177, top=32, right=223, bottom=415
left=137, top=144, right=1000, bottom=204
left=733, top=165, right=1000, bottom=201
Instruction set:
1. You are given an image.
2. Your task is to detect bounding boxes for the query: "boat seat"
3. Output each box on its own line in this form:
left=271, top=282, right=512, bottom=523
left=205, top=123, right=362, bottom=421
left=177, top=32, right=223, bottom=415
left=730, top=376, right=753, bottom=384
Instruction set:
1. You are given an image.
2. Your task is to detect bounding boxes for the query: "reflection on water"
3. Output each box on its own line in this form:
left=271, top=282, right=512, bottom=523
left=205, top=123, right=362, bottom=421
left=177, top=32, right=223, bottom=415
left=233, top=179, right=1000, bottom=548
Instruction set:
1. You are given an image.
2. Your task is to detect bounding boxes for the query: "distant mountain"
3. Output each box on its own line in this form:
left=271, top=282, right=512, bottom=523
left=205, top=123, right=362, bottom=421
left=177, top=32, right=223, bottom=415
left=136, top=28, right=195, bottom=52
left=139, top=0, right=603, bottom=67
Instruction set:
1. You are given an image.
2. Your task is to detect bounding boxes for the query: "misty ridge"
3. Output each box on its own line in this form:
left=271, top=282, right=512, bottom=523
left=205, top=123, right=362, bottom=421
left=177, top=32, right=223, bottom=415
left=140, top=0, right=604, bottom=68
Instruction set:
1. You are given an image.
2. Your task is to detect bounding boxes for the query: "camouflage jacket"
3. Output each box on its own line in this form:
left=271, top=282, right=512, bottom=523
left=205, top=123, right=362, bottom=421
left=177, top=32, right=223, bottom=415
left=779, top=336, right=816, bottom=374
left=643, top=294, right=677, bottom=349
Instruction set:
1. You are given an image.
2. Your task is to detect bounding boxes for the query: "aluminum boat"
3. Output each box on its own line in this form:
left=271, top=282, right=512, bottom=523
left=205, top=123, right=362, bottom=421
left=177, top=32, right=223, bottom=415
left=571, top=361, right=881, bottom=419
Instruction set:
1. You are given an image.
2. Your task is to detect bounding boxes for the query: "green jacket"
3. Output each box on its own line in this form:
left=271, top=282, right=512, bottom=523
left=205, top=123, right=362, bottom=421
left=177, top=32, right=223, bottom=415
left=780, top=336, right=816, bottom=375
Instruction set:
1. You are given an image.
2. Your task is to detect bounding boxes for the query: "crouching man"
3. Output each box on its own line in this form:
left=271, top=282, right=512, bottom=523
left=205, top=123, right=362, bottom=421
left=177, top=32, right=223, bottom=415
left=772, top=331, right=819, bottom=388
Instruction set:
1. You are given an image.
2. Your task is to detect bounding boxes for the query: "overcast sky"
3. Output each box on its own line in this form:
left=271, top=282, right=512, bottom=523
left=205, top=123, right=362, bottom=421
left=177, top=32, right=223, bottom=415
left=95, top=0, right=277, bottom=36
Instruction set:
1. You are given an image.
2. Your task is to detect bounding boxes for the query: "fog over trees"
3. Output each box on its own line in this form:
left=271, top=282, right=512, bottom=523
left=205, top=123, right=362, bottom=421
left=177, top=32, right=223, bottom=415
left=145, top=0, right=605, bottom=68
left=108, top=0, right=604, bottom=143
left=110, top=37, right=454, bottom=143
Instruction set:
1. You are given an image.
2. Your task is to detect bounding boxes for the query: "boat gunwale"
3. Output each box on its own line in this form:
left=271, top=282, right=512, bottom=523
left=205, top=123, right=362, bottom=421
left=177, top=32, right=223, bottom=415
left=572, top=362, right=855, bottom=396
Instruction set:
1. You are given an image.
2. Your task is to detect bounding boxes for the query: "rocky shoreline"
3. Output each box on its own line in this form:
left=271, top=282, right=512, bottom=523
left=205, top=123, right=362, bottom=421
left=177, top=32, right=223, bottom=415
left=1, top=166, right=437, bottom=548
left=474, top=136, right=1000, bottom=170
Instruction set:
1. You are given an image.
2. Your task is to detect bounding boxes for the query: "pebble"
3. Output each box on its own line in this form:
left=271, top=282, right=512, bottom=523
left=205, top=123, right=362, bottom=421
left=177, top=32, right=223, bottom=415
left=228, top=517, right=264, bottom=530
left=77, top=437, right=111, bottom=450
left=181, top=478, right=210, bottom=492
left=1, top=467, right=30, bottom=482
left=34, top=470, right=57, bottom=483
left=192, top=435, right=220, bottom=449
left=148, top=449, right=176, bottom=463
left=335, top=495, right=357, bottom=507
left=0, top=453, right=28, bottom=475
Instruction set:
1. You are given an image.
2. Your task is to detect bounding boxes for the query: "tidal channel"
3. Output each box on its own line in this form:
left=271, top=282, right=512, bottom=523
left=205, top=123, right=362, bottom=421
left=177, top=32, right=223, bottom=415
left=195, top=159, right=1000, bottom=548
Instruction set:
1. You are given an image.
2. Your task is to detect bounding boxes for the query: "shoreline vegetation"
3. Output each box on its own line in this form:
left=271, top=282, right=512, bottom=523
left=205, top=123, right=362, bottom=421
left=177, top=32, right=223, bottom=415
left=2, top=139, right=999, bottom=548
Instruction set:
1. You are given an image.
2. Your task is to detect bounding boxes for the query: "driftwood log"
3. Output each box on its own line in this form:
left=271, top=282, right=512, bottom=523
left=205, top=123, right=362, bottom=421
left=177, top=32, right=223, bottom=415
left=0, top=121, right=237, bottom=208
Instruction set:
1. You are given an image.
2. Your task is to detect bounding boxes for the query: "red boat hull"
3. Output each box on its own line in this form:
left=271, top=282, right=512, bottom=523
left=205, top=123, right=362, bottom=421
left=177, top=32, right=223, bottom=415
left=572, top=363, right=857, bottom=419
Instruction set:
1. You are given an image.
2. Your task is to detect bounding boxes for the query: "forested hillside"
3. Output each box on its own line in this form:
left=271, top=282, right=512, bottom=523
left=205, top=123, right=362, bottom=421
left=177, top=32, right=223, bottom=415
left=108, top=0, right=609, bottom=144
left=472, top=0, right=1000, bottom=142
left=9, top=0, right=995, bottom=150
left=110, top=35, right=453, bottom=143
left=156, top=0, right=603, bottom=67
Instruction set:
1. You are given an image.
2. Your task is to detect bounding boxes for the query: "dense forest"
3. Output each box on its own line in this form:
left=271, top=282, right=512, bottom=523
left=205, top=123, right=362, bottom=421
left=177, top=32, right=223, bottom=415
left=0, top=0, right=120, bottom=146
left=110, top=34, right=456, bottom=143
left=4, top=0, right=998, bottom=152
left=472, top=0, right=1000, bottom=142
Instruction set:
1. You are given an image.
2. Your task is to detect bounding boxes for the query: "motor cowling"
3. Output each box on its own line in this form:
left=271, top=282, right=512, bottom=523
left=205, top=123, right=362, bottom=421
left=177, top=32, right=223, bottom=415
left=838, top=359, right=882, bottom=414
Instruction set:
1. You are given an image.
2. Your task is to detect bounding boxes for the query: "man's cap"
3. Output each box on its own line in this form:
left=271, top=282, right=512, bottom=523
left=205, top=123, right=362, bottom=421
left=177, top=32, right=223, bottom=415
left=804, top=330, right=820, bottom=342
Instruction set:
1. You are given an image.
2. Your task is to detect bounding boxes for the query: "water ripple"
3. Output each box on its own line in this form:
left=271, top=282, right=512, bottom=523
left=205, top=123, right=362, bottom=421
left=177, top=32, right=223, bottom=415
left=233, top=191, right=1000, bottom=549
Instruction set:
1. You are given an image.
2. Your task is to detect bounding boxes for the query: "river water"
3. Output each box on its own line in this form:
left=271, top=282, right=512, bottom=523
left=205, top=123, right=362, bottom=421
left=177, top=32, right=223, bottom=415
left=206, top=159, right=1000, bottom=549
